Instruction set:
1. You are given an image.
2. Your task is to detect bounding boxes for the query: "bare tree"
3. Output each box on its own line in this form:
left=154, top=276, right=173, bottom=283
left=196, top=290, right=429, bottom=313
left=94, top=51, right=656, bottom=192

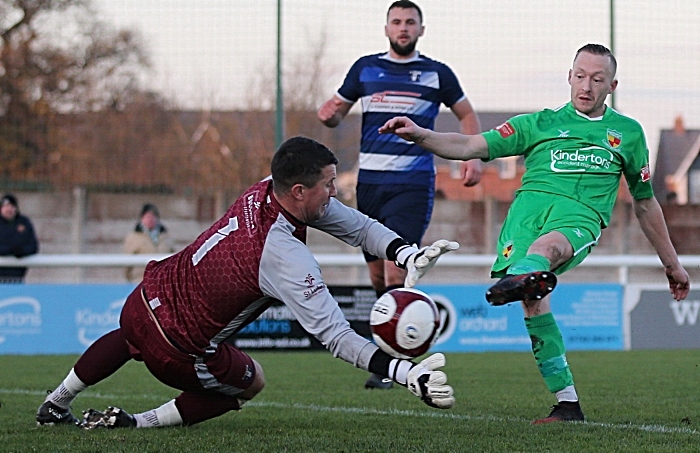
left=47, top=93, right=181, bottom=190
left=0, top=0, right=152, bottom=179
left=244, top=27, right=337, bottom=113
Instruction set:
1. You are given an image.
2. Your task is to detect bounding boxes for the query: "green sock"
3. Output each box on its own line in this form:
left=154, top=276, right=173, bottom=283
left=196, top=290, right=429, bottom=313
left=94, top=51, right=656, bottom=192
left=525, top=313, right=574, bottom=393
left=506, top=254, right=550, bottom=275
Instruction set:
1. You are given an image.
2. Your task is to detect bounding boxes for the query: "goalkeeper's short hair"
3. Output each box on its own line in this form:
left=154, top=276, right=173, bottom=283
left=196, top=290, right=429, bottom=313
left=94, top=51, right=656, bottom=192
left=271, top=136, right=338, bottom=194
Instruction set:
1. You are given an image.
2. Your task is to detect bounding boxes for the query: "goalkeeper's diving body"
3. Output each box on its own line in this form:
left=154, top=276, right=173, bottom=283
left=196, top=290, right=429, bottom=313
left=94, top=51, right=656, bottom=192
left=36, top=136, right=459, bottom=429
left=379, top=43, right=690, bottom=424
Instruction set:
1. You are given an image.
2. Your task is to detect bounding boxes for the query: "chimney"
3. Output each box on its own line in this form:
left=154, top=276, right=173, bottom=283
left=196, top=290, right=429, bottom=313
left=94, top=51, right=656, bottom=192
left=673, top=115, right=685, bottom=135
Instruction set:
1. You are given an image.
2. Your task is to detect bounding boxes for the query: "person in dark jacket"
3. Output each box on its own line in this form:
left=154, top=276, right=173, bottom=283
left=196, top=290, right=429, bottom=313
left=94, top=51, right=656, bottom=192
left=0, top=193, right=39, bottom=283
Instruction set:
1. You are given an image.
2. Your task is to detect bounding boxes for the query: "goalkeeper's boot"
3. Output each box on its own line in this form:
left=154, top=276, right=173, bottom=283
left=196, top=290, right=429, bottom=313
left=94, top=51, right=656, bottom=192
left=80, top=406, right=136, bottom=429
left=364, top=373, right=393, bottom=390
left=79, top=408, right=109, bottom=430
left=531, top=401, right=585, bottom=425
left=486, top=271, right=557, bottom=306
left=36, top=401, right=80, bottom=426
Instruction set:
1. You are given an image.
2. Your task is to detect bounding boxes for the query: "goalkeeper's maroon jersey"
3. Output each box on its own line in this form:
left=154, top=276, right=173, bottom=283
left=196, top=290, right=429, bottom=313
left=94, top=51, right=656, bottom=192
left=139, top=178, right=398, bottom=365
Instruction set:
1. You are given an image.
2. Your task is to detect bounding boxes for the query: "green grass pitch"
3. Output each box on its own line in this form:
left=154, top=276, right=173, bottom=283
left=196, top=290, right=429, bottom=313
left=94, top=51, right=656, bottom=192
left=2, top=350, right=699, bottom=452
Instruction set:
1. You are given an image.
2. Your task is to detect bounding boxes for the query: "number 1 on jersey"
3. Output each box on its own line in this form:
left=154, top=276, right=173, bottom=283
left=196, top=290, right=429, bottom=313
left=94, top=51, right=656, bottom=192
left=191, top=217, right=239, bottom=265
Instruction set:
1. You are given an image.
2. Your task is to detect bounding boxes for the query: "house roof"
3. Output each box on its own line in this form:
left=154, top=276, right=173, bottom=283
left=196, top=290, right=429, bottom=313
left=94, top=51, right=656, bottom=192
left=171, top=110, right=693, bottom=204
left=653, top=127, right=700, bottom=203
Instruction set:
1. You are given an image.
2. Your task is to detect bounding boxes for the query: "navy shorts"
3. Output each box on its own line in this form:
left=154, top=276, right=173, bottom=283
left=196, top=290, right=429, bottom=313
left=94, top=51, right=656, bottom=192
left=356, top=182, right=434, bottom=262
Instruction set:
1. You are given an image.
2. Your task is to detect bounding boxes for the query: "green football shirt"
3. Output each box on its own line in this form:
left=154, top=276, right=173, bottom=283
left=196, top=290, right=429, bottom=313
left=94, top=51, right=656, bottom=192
left=482, top=102, right=654, bottom=227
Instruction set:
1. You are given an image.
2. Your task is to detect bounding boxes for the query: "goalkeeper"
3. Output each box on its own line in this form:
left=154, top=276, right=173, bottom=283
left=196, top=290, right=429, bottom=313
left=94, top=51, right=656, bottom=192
left=37, top=136, right=458, bottom=429
left=380, top=44, right=690, bottom=424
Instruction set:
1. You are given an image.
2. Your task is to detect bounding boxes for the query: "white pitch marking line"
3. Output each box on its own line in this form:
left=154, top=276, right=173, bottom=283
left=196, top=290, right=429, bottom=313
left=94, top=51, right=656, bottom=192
left=251, top=401, right=700, bottom=435
left=4, top=388, right=696, bottom=435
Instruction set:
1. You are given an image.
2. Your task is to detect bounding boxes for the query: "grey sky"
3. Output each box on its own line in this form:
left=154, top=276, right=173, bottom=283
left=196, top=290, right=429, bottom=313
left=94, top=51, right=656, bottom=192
left=94, top=0, right=700, bottom=162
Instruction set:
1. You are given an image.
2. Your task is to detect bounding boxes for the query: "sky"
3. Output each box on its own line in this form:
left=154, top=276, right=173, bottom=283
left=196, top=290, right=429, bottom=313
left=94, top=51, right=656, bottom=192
left=93, top=0, right=700, bottom=164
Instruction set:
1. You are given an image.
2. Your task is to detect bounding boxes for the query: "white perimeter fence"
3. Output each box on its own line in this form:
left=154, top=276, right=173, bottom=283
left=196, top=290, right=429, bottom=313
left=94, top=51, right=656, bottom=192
left=2, top=254, right=700, bottom=285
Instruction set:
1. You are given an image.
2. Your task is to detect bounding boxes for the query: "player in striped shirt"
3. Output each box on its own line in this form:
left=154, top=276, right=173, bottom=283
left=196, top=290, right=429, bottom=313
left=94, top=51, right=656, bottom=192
left=318, top=0, right=481, bottom=389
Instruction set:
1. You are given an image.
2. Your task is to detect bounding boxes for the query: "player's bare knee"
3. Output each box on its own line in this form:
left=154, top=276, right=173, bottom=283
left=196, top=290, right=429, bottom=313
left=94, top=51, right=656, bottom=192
left=251, top=360, right=266, bottom=392
left=529, top=232, right=573, bottom=268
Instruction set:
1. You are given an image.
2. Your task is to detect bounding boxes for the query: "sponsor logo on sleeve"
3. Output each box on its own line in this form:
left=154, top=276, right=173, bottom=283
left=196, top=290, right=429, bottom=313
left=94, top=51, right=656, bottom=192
left=304, top=274, right=315, bottom=287
left=640, top=164, right=651, bottom=182
left=304, top=284, right=326, bottom=299
left=501, top=240, right=515, bottom=259
left=303, top=273, right=325, bottom=299
left=495, top=122, right=515, bottom=138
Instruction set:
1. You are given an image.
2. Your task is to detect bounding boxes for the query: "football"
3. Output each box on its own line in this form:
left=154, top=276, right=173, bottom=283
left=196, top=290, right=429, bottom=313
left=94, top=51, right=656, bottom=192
left=369, top=288, right=440, bottom=359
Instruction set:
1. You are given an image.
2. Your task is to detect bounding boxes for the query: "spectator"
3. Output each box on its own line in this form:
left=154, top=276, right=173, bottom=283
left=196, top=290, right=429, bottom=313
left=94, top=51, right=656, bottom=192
left=0, top=193, right=39, bottom=283
left=123, top=203, right=175, bottom=282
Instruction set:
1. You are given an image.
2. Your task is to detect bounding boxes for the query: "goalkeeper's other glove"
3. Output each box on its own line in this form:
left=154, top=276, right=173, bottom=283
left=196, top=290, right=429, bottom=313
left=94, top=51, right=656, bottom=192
left=395, top=239, right=459, bottom=288
left=406, top=353, right=455, bottom=409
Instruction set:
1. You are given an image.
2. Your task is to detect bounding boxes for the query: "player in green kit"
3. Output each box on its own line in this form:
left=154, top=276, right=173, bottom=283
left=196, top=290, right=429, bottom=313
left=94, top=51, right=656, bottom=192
left=379, top=43, right=690, bottom=424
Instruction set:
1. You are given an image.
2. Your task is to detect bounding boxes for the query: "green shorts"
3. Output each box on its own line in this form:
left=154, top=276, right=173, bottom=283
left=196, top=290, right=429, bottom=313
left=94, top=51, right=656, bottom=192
left=491, top=191, right=602, bottom=278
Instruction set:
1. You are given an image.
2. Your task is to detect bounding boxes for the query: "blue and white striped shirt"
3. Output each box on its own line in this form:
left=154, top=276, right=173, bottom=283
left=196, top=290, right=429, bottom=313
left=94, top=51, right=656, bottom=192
left=337, top=52, right=466, bottom=186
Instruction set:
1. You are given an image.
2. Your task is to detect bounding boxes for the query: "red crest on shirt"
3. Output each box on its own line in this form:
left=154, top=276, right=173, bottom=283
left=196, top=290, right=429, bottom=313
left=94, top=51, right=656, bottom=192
left=607, top=129, right=622, bottom=148
left=640, top=164, right=651, bottom=182
left=495, top=122, right=515, bottom=138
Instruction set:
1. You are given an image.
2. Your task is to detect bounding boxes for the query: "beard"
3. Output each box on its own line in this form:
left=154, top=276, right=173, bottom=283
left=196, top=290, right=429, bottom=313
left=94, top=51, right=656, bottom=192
left=389, top=38, right=417, bottom=57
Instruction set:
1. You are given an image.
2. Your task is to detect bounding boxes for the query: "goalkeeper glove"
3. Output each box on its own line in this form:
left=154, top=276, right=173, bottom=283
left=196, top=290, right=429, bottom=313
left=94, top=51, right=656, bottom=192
left=395, top=239, right=459, bottom=288
left=406, top=353, right=455, bottom=409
